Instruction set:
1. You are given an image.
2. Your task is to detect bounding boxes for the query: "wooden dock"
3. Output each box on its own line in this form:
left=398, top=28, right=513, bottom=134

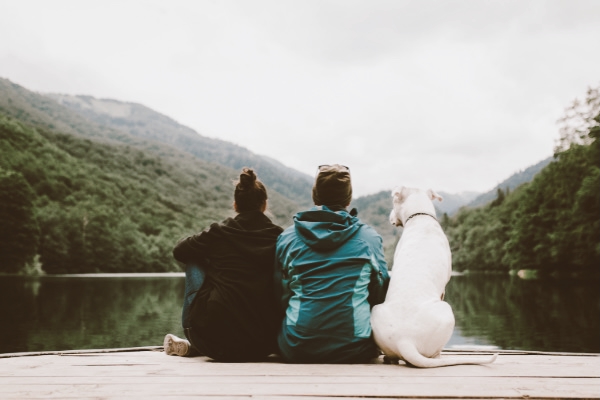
left=1, top=347, right=598, bottom=399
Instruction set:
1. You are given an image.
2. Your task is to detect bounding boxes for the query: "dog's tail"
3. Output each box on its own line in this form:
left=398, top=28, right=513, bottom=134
left=396, top=340, right=498, bottom=368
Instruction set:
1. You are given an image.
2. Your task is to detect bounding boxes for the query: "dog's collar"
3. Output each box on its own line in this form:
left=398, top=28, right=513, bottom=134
left=404, top=212, right=438, bottom=225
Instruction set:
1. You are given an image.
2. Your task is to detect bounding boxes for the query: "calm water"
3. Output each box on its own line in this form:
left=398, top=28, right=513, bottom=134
left=0, top=273, right=598, bottom=354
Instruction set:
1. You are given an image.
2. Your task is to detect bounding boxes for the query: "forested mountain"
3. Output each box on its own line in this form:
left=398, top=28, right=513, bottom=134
left=45, top=93, right=314, bottom=207
left=443, top=87, right=599, bottom=276
left=41, top=90, right=487, bottom=265
left=0, top=79, right=303, bottom=221
left=3, top=75, right=596, bottom=277
left=0, top=78, right=303, bottom=274
left=0, top=115, right=299, bottom=274
left=354, top=87, right=599, bottom=274
left=0, top=78, right=313, bottom=208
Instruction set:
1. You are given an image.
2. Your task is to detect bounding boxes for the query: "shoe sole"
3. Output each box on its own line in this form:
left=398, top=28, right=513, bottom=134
left=163, top=334, right=189, bottom=356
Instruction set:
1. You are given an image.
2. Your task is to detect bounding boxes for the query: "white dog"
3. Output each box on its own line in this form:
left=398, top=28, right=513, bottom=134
left=370, top=186, right=498, bottom=368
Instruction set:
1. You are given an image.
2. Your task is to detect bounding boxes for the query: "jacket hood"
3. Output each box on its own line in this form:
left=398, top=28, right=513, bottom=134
left=173, top=210, right=283, bottom=264
left=293, top=206, right=363, bottom=250
left=217, top=211, right=283, bottom=258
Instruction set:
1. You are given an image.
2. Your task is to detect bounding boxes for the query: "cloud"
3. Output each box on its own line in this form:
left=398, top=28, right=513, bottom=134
left=0, top=0, right=598, bottom=197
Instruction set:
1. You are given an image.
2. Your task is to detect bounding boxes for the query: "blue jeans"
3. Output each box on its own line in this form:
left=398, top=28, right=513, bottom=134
left=182, top=262, right=206, bottom=329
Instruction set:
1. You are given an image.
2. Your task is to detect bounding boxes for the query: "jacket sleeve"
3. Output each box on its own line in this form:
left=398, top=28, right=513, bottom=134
left=172, top=229, right=211, bottom=264
left=274, top=235, right=293, bottom=322
left=366, top=229, right=390, bottom=308
left=273, top=257, right=289, bottom=325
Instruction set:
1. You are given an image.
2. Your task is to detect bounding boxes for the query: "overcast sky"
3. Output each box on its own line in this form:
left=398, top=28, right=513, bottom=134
left=1, top=0, right=598, bottom=197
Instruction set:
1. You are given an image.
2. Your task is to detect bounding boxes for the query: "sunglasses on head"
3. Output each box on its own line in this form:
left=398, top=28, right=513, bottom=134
left=317, top=164, right=350, bottom=172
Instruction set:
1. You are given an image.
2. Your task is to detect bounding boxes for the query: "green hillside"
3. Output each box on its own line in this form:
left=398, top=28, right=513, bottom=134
left=45, top=93, right=314, bottom=207
left=0, top=114, right=298, bottom=274
left=0, top=78, right=126, bottom=144
left=4, top=75, right=594, bottom=276
left=443, top=106, right=599, bottom=276
left=0, top=78, right=308, bottom=211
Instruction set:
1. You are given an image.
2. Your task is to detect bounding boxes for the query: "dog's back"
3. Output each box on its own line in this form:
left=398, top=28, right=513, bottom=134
left=387, top=214, right=451, bottom=301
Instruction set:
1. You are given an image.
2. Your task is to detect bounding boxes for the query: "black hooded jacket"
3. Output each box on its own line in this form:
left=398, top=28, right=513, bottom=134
left=173, top=210, right=283, bottom=361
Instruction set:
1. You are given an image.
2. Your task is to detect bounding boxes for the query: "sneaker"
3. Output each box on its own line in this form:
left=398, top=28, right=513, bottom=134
left=163, top=333, right=190, bottom=356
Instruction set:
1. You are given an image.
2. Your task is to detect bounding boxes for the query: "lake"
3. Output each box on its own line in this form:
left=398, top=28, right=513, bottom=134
left=0, top=273, right=598, bottom=355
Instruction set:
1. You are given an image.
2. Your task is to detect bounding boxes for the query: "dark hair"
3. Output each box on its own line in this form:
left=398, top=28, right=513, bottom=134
left=234, top=167, right=268, bottom=212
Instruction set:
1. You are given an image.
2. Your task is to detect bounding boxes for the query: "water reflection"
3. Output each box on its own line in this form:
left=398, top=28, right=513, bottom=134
left=0, top=275, right=185, bottom=354
left=1, top=274, right=598, bottom=354
left=445, top=274, right=600, bottom=353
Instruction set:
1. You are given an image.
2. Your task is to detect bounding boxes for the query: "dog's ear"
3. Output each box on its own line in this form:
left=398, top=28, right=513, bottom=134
left=392, top=186, right=408, bottom=203
left=391, top=187, right=401, bottom=202
left=427, top=189, right=443, bottom=202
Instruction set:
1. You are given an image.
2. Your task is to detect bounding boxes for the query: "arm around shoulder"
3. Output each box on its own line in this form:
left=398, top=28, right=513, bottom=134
left=172, top=229, right=211, bottom=264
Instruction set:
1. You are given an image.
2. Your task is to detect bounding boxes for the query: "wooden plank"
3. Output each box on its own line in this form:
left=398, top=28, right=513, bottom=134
left=0, top=350, right=598, bottom=399
left=1, top=378, right=599, bottom=398
left=2, top=352, right=597, bottom=378
left=2, top=375, right=599, bottom=387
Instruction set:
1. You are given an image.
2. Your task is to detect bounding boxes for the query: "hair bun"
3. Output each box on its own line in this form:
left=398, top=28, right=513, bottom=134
left=239, top=167, right=256, bottom=188
left=234, top=167, right=267, bottom=212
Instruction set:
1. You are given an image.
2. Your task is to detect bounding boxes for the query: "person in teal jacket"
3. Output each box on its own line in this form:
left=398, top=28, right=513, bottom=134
left=275, top=164, right=390, bottom=363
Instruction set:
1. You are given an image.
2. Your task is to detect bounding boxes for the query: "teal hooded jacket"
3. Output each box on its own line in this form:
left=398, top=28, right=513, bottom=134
left=275, top=206, right=390, bottom=363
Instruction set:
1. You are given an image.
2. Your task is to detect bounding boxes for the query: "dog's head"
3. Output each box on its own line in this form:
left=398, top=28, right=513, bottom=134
left=389, top=186, right=443, bottom=227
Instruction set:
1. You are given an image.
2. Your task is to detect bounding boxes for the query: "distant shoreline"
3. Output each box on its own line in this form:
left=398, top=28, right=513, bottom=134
left=0, top=272, right=185, bottom=278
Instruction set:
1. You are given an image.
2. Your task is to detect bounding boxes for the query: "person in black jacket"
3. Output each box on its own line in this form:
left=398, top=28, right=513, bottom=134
left=164, top=167, right=283, bottom=362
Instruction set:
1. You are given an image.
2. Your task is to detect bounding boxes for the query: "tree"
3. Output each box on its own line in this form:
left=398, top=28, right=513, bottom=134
left=0, top=168, right=40, bottom=273
left=555, top=85, right=599, bottom=153
left=489, top=188, right=506, bottom=208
